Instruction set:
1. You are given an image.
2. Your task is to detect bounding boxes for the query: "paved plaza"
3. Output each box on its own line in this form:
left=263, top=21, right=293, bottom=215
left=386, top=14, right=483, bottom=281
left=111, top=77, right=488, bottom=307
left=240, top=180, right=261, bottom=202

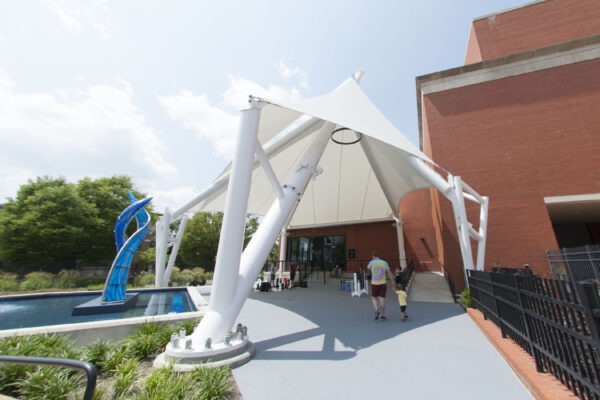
left=199, top=273, right=533, bottom=399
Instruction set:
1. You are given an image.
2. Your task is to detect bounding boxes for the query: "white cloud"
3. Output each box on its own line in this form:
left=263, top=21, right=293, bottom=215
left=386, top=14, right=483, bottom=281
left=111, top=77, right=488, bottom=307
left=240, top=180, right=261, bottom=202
left=158, top=90, right=239, bottom=160
left=159, top=66, right=309, bottom=160
left=0, top=71, right=15, bottom=92
left=151, top=186, right=199, bottom=213
left=44, top=0, right=110, bottom=38
left=276, top=59, right=309, bottom=89
left=0, top=71, right=177, bottom=202
left=221, top=74, right=301, bottom=110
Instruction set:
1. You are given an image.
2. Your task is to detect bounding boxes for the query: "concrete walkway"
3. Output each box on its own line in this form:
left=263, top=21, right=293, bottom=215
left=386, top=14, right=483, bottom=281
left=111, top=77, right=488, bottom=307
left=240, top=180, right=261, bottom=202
left=409, top=271, right=455, bottom=303
left=197, top=280, right=533, bottom=400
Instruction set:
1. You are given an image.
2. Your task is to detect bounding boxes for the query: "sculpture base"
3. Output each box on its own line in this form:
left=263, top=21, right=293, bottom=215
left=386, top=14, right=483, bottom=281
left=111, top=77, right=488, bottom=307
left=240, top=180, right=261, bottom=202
left=154, top=339, right=255, bottom=371
left=72, top=293, right=139, bottom=316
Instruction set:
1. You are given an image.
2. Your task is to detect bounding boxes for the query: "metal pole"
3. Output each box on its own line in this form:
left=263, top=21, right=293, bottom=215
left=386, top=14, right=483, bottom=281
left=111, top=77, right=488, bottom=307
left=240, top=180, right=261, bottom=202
left=394, top=216, right=407, bottom=269
left=192, top=122, right=333, bottom=345
left=162, top=213, right=190, bottom=285
left=476, top=196, right=489, bottom=270
left=209, top=100, right=261, bottom=317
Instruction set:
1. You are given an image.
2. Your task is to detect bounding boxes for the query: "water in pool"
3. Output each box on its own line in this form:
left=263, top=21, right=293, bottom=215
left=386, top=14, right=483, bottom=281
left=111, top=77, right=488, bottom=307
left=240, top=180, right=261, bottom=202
left=0, top=290, right=196, bottom=330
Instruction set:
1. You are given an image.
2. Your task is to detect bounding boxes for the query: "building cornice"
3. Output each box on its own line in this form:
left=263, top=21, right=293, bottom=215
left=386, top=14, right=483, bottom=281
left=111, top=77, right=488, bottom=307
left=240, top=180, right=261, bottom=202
left=473, top=0, right=548, bottom=22
left=415, top=34, right=600, bottom=150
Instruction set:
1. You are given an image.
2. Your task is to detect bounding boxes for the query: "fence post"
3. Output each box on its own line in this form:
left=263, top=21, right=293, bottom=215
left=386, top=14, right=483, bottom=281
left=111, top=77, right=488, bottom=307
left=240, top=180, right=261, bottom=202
left=585, top=244, right=600, bottom=281
left=514, top=275, right=544, bottom=372
left=576, top=280, right=600, bottom=345
left=488, top=272, right=506, bottom=338
left=562, top=248, right=578, bottom=284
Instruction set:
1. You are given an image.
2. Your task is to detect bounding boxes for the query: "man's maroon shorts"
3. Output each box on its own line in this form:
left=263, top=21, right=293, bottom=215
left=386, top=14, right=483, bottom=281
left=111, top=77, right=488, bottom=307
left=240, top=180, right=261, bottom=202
left=371, top=283, right=387, bottom=298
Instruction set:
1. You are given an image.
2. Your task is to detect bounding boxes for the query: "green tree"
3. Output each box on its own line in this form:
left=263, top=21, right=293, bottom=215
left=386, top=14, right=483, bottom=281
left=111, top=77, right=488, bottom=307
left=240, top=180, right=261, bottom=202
left=178, top=213, right=261, bottom=268
left=179, top=212, right=223, bottom=266
left=138, top=247, right=156, bottom=270
left=76, top=175, right=149, bottom=262
left=0, top=177, right=102, bottom=267
left=0, top=175, right=152, bottom=269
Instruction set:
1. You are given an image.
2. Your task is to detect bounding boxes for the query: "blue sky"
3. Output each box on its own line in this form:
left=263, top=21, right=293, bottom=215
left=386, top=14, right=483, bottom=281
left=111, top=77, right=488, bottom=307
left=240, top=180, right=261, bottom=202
left=0, top=0, right=526, bottom=211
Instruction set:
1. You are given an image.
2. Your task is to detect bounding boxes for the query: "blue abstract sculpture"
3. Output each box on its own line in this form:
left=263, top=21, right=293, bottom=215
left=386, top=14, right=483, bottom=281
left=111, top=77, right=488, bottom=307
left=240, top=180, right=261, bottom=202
left=102, top=193, right=152, bottom=302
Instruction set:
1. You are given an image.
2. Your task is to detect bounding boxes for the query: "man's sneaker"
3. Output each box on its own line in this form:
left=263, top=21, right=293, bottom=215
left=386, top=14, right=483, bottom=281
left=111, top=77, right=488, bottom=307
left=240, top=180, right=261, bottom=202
left=374, top=309, right=381, bottom=320
left=380, top=316, right=387, bottom=321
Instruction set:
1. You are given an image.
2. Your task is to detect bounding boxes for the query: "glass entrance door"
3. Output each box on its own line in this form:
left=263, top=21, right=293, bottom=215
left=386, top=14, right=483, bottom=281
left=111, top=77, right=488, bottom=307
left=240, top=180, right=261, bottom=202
left=287, top=235, right=346, bottom=269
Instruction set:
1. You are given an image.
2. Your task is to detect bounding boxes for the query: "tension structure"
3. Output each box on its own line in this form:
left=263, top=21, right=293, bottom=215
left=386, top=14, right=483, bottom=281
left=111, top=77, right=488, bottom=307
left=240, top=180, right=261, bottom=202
left=153, top=72, right=488, bottom=367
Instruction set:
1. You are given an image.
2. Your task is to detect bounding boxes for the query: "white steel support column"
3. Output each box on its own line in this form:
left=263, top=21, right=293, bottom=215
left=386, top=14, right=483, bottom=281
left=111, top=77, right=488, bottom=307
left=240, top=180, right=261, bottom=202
left=408, top=156, right=488, bottom=288
left=448, top=175, right=472, bottom=287
left=394, top=216, right=406, bottom=269
left=476, top=196, right=489, bottom=271
left=279, top=227, right=287, bottom=278
left=155, top=208, right=171, bottom=287
left=191, top=122, right=333, bottom=345
left=162, top=213, right=189, bottom=285
left=453, top=176, right=475, bottom=272
left=209, top=100, right=261, bottom=319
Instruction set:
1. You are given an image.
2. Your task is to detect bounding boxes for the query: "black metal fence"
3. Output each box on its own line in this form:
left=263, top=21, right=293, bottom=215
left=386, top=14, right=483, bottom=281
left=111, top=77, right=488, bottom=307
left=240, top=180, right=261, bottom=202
left=468, top=270, right=600, bottom=399
left=397, top=260, right=414, bottom=289
left=547, top=244, right=600, bottom=282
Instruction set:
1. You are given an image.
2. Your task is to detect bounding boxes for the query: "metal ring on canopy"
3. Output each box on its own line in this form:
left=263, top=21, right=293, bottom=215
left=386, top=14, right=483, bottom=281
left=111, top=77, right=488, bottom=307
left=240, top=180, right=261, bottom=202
left=331, top=128, right=363, bottom=145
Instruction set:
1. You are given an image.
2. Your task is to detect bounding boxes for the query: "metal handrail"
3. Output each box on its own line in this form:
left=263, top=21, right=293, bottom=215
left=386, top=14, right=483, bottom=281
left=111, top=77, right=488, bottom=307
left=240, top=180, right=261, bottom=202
left=0, top=356, right=97, bottom=400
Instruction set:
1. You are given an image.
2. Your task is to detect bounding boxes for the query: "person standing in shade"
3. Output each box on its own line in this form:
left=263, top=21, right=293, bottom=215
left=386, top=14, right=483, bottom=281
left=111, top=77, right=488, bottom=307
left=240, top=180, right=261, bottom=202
left=395, top=267, right=402, bottom=286
left=289, top=262, right=297, bottom=288
left=367, top=251, right=395, bottom=321
left=269, top=262, right=276, bottom=289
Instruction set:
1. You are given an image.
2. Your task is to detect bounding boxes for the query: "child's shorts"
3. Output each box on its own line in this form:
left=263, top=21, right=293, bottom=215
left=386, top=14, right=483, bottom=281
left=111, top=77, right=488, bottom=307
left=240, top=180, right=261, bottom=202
left=400, top=305, right=407, bottom=312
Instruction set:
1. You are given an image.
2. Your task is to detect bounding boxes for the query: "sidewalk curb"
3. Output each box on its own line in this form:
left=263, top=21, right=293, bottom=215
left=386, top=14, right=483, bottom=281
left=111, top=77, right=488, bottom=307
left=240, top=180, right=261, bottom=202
left=467, top=308, right=577, bottom=400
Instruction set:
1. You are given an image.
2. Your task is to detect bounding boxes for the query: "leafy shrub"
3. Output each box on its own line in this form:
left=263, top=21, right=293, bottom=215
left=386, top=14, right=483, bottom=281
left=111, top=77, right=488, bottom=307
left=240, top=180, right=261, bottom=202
left=79, top=272, right=107, bottom=287
left=123, top=330, right=162, bottom=360
left=133, top=273, right=155, bottom=288
left=19, top=271, right=54, bottom=291
left=137, top=363, right=232, bottom=400
left=138, top=364, right=187, bottom=399
left=112, top=358, right=139, bottom=398
left=0, top=334, right=83, bottom=396
left=16, top=366, right=79, bottom=400
left=138, top=247, right=155, bottom=270
left=188, top=365, right=232, bottom=400
left=461, top=288, right=472, bottom=308
left=103, top=346, right=133, bottom=373
left=170, top=268, right=192, bottom=286
left=84, top=340, right=113, bottom=372
left=55, top=269, right=78, bottom=289
left=0, top=272, right=19, bottom=291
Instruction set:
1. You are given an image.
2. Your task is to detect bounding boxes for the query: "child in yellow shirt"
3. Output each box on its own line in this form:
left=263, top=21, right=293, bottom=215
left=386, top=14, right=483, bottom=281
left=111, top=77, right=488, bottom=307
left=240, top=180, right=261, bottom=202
left=395, top=284, right=408, bottom=321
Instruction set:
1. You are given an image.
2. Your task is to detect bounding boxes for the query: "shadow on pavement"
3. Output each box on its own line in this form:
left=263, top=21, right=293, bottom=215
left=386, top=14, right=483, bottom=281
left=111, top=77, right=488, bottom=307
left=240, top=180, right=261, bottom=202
left=243, top=282, right=464, bottom=361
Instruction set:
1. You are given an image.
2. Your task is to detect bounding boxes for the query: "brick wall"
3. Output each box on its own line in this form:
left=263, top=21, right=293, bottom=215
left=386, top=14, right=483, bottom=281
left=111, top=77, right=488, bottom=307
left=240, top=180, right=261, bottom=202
left=419, top=58, right=600, bottom=290
left=288, top=220, right=399, bottom=272
left=399, top=189, right=441, bottom=272
left=465, top=0, right=600, bottom=64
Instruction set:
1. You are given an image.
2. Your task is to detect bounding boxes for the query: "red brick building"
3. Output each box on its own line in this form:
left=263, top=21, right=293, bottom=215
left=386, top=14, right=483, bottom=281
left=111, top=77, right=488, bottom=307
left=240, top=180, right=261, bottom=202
left=408, top=0, right=600, bottom=290
left=286, top=0, right=600, bottom=290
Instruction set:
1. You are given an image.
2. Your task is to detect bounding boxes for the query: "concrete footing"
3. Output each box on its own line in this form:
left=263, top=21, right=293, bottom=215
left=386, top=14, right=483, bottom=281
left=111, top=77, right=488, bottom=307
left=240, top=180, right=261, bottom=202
left=153, top=340, right=255, bottom=371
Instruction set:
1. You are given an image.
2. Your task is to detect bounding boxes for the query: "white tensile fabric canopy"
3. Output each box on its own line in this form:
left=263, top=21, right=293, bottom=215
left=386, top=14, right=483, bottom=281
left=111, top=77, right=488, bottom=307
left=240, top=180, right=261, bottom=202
left=189, top=75, right=435, bottom=228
